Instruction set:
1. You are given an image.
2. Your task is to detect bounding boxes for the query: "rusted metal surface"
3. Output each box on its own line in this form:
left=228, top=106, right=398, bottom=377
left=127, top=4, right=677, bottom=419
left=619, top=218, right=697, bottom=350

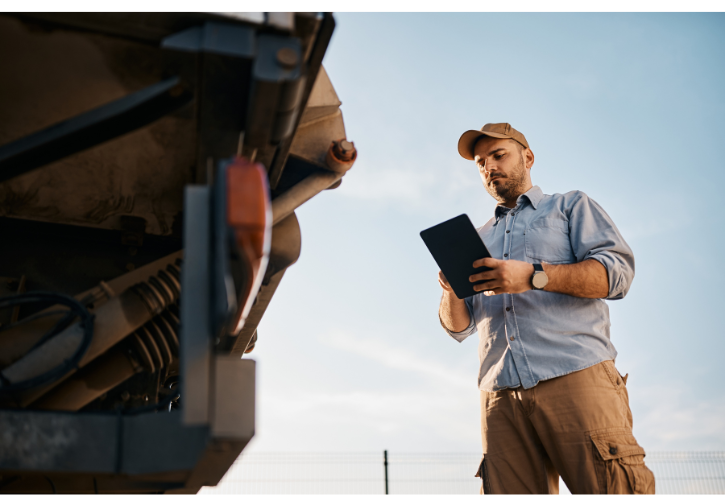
left=326, top=138, right=357, bottom=173
left=0, top=16, right=195, bottom=236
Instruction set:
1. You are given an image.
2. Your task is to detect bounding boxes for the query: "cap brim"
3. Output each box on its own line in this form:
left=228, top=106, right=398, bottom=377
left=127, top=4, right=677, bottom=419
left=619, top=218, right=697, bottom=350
left=457, top=130, right=512, bottom=160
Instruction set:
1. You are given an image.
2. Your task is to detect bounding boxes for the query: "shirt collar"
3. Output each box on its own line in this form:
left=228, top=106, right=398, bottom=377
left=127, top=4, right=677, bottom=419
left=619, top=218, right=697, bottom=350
left=520, top=185, right=543, bottom=210
left=493, top=186, right=543, bottom=220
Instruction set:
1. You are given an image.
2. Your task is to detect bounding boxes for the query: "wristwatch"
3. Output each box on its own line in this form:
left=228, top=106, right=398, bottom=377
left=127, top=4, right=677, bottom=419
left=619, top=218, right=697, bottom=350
left=530, top=263, right=548, bottom=290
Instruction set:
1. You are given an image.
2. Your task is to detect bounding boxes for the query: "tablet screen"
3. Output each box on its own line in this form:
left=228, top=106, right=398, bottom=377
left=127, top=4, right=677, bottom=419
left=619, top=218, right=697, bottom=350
left=420, top=214, right=493, bottom=299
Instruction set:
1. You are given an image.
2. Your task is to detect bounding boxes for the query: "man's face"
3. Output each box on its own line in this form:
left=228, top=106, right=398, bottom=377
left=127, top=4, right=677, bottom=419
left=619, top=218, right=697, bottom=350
left=473, top=137, right=532, bottom=205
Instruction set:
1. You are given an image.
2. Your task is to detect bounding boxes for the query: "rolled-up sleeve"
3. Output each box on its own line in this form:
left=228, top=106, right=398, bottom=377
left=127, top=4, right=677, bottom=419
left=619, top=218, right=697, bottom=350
left=440, top=296, right=478, bottom=342
left=567, top=192, right=635, bottom=300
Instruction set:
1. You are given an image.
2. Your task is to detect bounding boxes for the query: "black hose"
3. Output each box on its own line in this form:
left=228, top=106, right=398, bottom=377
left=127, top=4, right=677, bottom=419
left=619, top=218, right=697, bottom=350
left=44, top=476, right=57, bottom=494
left=28, top=310, right=77, bottom=352
left=0, top=292, right=94, bottom=394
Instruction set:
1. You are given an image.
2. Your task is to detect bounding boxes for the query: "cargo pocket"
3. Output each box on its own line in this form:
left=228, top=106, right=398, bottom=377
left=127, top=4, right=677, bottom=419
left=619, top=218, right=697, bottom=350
left=589, top=428, right=655, bottom=494
left=474, top=455, right=492, bottom=494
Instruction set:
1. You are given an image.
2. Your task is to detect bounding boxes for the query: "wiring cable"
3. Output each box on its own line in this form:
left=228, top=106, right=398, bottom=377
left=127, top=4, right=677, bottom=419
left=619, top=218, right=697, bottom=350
left=44, top=476, right=57, bottom=494
left=27, top=310, right=77, bottom=352
left=0, top=292, right=94, bottom=394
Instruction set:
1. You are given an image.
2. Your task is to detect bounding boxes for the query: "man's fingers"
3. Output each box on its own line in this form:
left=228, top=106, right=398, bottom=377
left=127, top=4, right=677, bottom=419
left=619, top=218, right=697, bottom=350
left=473, top=257, right=501, bottom=269
left=469, top=270, right=496, bottom=283
left=473, top=281, right=499, bottom=292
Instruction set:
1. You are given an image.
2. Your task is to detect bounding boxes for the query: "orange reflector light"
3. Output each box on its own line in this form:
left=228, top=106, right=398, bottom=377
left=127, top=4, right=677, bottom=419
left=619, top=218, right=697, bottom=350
left=226, top=156, right=271, bottom=334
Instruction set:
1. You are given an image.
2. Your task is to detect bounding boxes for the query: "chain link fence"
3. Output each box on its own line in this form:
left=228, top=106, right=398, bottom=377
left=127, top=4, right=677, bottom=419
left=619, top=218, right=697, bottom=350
left=200, top=451, right=725, bottom=495
left=647, top=452, right=725, bottom=494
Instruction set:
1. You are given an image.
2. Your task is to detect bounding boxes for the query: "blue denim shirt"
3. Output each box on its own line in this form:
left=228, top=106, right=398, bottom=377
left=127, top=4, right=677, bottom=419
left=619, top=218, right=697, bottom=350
left=444, top=186, right=634, bottom=392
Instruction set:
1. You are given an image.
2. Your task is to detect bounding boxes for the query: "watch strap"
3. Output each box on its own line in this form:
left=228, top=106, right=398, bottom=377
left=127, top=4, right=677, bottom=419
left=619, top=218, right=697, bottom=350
left=533, top=263, right=544, bottom=272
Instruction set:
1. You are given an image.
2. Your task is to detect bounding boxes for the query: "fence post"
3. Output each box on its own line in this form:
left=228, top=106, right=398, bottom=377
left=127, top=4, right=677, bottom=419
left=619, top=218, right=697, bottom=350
left=384, top=450, right=389, bottom=495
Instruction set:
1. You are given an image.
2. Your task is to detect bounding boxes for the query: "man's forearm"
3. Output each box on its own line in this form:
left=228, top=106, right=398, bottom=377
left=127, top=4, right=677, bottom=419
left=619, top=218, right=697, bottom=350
left=439, top=291, right=471, bottom=332
left=542, top=259, right=609, bottom=299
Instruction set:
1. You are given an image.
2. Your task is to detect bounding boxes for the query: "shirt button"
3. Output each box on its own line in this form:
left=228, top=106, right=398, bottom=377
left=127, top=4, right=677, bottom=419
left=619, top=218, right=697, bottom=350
left=510, top=336, right=515, bottom=341
left=506, top=307, right=511, bottom=311
left=504, top=253, right=508, bottom=257
left=506, top=230, right=510, bottom=233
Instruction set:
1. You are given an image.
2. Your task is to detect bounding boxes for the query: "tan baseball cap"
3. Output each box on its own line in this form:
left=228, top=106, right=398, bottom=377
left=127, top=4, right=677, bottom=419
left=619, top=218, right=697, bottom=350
left=457, top=123, right=529, bottom=161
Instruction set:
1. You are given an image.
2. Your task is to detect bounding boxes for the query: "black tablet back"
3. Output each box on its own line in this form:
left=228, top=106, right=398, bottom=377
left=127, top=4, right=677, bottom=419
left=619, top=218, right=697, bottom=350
left=420, top=214, right=492, bottom=299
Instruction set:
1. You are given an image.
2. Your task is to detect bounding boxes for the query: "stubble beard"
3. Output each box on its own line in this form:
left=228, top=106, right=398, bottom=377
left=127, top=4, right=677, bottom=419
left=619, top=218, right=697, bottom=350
left=484, top=154, right=528, bottom=205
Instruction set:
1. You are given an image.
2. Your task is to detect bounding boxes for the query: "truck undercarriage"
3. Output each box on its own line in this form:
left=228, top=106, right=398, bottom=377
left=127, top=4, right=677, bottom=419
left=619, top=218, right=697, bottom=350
left=0, top=12, right=355, bottom=493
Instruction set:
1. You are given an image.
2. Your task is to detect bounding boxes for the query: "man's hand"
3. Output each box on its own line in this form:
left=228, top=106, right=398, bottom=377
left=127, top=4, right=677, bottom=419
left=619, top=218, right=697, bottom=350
left=469, top=257, right=534, bottom=296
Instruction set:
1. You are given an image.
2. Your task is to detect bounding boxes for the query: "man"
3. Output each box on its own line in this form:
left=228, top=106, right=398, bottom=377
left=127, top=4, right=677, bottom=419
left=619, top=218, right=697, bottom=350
left=439, top=123, right=655, bottom=494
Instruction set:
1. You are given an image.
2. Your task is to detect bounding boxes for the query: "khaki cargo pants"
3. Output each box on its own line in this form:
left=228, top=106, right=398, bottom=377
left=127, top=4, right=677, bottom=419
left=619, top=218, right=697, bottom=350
left=476, top=360, right=655, bottom=494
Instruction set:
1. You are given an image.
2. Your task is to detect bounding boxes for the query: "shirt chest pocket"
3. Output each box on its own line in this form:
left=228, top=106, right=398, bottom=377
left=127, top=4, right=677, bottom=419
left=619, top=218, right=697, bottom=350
left=524, top=218, right=575, bottom=264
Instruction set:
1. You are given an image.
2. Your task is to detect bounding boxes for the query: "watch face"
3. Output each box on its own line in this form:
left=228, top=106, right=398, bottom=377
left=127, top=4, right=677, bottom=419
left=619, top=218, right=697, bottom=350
left=532, top=272, right=548, bottom=289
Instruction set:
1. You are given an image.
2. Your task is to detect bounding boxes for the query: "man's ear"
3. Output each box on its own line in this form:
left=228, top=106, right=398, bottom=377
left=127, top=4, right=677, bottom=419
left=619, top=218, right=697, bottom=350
left=524, top=148, right=535, bottom=170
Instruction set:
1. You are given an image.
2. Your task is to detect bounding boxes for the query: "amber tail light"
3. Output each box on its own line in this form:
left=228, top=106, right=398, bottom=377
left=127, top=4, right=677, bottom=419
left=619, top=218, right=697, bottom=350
left=225, top=156, right=272, bottom=335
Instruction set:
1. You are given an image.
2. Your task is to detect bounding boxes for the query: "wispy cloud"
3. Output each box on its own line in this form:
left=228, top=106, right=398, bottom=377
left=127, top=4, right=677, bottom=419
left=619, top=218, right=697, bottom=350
left=632, top=383, right=725, bottom=450
left=264, top=389, right=470, bottom=429
left=598, top=189, right=690, bottom=243
left=338, top=159, right=438, bottom=205
left=337, top=157, right=480, bottom=213
left=241, top=330, right=482, bottom=452
left=319, top=330, right=472, bottom=389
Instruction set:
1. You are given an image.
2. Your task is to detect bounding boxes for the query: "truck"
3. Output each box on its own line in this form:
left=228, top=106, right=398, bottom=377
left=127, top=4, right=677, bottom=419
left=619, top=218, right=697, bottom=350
left=0, top=12, right=356, bottom=493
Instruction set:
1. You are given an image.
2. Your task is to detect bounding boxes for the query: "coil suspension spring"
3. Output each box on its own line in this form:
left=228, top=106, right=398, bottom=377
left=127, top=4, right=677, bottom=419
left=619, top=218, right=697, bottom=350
left=126, top=260, right=182, bottom=373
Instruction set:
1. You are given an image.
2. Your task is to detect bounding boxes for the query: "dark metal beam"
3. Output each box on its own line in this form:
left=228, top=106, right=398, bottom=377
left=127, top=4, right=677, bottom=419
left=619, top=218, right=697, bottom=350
left=267, top=12, right=336, bottom=189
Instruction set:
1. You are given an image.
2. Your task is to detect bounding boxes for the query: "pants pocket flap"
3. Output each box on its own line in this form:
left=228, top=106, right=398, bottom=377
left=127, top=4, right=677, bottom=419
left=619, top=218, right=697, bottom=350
left=589, top=428, right=645, bottom=461
left=474, top=455, right=485, bottom=478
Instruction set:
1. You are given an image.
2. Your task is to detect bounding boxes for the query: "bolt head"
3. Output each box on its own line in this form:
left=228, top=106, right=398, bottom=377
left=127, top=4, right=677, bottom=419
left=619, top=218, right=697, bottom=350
left=276, top=47, right=298, bottom=69
left=340, top=140, right=353, bottom=152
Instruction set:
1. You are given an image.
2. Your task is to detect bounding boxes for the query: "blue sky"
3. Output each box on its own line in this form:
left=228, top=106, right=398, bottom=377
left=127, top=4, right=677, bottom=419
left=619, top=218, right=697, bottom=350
left=241, top=13, right=725, bottom=456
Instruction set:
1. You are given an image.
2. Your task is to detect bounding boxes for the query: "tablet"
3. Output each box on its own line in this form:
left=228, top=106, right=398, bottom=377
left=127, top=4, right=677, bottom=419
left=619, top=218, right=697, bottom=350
left=420, top=214, right=493, bottom=299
